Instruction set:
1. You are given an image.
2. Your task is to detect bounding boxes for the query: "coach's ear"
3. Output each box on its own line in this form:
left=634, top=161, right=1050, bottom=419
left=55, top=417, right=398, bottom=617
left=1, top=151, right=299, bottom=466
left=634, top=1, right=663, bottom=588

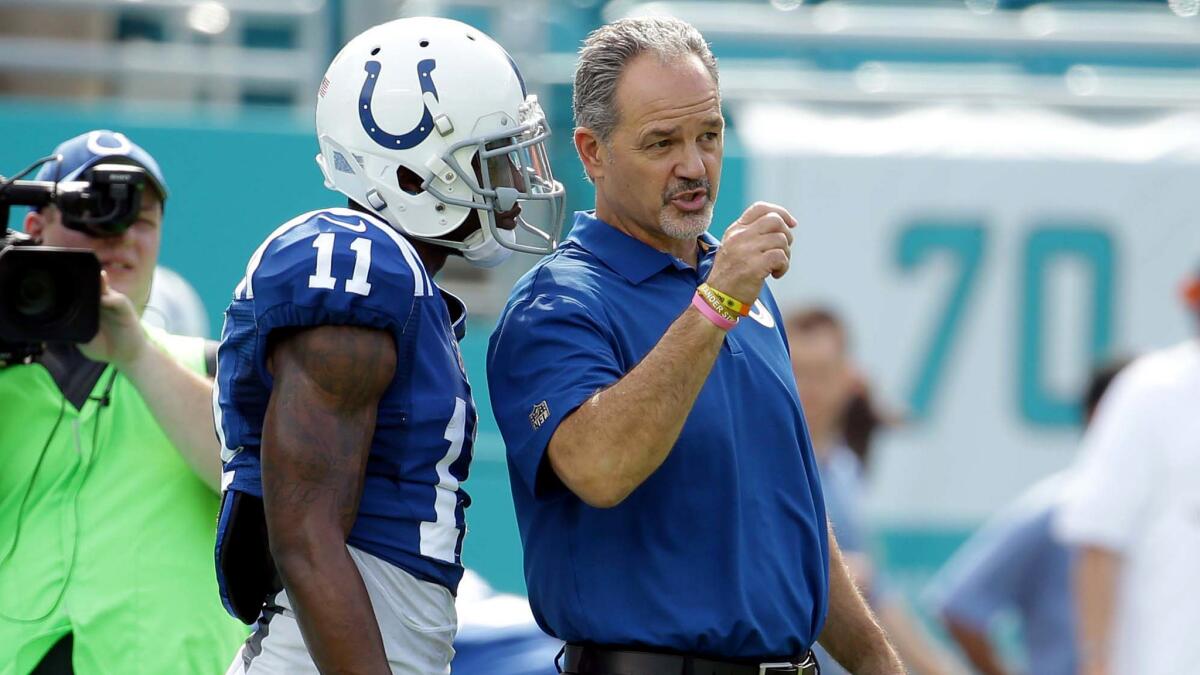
left=574, top=126, right=606, bottom=184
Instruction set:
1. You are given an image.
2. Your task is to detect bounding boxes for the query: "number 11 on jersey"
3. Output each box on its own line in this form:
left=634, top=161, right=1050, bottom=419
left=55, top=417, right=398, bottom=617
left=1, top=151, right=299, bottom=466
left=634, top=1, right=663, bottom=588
left=309, top=232, right=373, bottom=296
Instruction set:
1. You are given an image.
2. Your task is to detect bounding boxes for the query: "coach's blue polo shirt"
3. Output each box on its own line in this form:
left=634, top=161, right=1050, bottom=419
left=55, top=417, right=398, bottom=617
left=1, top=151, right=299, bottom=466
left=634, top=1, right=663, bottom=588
left=487, top=211, right=829, bottom=660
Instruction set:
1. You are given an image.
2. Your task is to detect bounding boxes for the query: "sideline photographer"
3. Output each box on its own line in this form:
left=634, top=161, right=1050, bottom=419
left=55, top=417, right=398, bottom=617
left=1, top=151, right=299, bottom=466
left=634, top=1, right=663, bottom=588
left=0, top=130, right=245, bottom=673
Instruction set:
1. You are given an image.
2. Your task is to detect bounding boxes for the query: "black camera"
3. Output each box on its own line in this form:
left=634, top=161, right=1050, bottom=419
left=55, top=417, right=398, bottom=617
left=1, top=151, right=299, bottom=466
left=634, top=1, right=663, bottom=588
left=0, top=162, right=150, bottom=366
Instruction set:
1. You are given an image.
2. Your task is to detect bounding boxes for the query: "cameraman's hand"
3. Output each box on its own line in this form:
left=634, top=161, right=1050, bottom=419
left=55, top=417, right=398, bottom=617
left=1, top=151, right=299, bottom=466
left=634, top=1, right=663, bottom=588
left=704, top=202, right=796, bottom=304
left=79, top=271, right=222, bottom=491
left=80, top=270, right=147, bottom=369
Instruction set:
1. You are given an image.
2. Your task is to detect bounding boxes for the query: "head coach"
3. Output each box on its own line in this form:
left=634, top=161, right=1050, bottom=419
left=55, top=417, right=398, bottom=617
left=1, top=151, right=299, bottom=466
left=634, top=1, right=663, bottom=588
left=486, top=16, right=905, bottom=675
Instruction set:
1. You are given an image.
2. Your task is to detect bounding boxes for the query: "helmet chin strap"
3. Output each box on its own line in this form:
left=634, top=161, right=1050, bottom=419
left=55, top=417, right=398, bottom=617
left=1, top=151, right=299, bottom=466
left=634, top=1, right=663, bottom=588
left=460, top=227, right=514, bottom=268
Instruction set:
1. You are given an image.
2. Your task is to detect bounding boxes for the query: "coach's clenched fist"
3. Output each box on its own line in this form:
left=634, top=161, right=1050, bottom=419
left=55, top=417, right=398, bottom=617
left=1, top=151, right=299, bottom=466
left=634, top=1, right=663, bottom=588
left=705, top=201, right=797, bottom=305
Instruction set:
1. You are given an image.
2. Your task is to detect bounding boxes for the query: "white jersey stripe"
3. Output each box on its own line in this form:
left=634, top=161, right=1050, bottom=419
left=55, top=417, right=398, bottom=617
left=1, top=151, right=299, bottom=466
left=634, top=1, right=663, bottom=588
left=212, top=356, right=230, bottom=457
left=211, top=315, right=240, bottom=464
left=382, top=225, right=431, bottom=298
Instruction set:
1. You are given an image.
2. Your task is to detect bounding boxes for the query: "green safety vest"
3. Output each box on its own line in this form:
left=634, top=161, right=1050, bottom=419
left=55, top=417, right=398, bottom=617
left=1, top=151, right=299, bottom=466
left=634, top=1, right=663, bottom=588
left=0, top=326, right=246, bottom=674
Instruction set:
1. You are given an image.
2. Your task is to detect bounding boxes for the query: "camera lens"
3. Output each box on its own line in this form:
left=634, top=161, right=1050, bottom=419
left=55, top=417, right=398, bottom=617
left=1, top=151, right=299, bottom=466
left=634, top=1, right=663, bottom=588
left=15, top=268, right=58, bottom=318
left=0, top=246, right=99, bottom=343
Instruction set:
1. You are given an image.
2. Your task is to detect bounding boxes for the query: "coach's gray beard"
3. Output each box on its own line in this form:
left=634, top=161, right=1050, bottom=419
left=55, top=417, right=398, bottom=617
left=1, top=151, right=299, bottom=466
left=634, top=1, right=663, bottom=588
left=660, top=178, right=714, bottom=240
left=659, top=202, right=713, bottom=240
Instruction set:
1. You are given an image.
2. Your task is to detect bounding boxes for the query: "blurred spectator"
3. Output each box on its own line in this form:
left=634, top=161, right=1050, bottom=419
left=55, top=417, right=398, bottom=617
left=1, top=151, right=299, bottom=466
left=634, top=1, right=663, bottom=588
left=0, top=130, right=245, bottom=673
left=786, top=307, right=966, bottom=675
left=842, top=385, right=890, bottom=470
left=1055, top=267, right=1200, bottom=675
left=143, top=265, right=211, bottom=338
left=924, top=358, right=1130, bottom=675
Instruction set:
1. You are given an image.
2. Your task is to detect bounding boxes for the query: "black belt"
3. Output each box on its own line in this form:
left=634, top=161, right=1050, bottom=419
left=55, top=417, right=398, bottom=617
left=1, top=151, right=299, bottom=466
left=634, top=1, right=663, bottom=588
left=559, top=644, right=820, bottom=675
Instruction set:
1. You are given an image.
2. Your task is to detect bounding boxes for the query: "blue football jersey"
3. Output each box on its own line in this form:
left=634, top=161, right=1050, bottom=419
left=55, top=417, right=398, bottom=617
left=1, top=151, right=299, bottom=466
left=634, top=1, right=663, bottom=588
left=213, top=207, right=476, bottom=622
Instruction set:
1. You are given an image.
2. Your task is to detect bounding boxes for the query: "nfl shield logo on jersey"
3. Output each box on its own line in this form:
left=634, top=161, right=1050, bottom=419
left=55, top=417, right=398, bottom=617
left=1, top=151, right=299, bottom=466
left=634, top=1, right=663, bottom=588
left=529, top=400, right=550, bottom=430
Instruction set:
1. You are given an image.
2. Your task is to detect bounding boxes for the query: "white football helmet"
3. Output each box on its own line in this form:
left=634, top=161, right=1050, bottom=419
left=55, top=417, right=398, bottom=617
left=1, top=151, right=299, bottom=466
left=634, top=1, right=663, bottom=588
left=314, top=17, right=565, bottom=267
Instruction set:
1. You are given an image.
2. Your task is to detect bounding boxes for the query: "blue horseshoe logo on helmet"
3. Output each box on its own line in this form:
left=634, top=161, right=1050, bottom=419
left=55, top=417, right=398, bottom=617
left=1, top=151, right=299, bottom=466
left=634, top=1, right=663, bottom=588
left=359, top=58, right=439, bottom=150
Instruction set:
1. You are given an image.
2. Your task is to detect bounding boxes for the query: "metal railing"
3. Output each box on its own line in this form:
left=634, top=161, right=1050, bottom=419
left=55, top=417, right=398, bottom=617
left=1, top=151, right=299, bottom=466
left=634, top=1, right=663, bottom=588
left=605, top=0, right=1200, bottom=109
left=0, top=0, right=329, bottom=106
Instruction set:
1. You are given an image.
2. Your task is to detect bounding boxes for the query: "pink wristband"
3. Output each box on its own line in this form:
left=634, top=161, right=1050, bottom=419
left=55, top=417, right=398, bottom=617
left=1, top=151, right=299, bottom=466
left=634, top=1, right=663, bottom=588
left=691, top=292, right=737, bottom=330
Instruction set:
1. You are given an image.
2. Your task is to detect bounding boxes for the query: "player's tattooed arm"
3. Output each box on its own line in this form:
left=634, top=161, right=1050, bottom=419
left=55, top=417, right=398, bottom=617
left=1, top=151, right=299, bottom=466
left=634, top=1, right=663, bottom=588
left=261, top=324, right=397, bottom=675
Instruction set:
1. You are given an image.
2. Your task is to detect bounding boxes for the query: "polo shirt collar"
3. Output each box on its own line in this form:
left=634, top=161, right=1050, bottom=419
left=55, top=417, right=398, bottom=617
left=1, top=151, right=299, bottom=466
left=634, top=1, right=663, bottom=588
left=567, top=210, right=720, bottom=285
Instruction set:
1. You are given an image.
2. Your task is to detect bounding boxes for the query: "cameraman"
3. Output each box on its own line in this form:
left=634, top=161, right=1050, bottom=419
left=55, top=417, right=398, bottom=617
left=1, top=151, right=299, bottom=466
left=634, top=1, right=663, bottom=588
left=0, top=130, right=245, bottom=673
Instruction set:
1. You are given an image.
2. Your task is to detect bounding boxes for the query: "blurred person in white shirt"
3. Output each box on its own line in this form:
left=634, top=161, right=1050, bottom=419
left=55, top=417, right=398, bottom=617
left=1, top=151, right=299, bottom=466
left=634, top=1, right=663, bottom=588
left=1055, top=266, right=1200, bottom=675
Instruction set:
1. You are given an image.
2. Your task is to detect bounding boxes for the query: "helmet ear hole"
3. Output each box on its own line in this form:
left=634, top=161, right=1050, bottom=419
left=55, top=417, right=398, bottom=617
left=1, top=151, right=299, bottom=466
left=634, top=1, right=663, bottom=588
left=396, top=165, right=425, bottom=195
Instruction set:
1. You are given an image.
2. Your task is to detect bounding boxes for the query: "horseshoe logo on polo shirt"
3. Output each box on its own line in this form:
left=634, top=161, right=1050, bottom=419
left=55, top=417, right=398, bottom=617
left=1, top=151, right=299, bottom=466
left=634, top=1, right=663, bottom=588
left=748, top=299, right=776, bottom=328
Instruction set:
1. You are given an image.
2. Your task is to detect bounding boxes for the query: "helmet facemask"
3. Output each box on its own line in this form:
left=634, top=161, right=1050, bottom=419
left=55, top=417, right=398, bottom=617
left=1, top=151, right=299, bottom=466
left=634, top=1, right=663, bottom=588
left=419, top=95, right=565, bottom=265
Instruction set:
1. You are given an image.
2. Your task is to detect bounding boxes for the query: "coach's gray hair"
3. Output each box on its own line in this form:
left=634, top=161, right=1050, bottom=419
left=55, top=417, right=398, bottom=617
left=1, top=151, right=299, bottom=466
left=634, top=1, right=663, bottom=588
left=573, top=16, right=719, bottom=145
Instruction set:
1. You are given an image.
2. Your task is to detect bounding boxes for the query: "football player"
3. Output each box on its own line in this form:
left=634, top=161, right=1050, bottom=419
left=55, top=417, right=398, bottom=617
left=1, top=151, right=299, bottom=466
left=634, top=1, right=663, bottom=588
left=213, top=17, right=564, bottom=674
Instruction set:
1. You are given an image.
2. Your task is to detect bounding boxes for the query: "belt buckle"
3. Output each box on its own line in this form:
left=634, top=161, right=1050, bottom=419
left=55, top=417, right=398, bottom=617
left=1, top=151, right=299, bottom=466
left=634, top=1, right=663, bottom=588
left=758, top=663, right=796, bottom=675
